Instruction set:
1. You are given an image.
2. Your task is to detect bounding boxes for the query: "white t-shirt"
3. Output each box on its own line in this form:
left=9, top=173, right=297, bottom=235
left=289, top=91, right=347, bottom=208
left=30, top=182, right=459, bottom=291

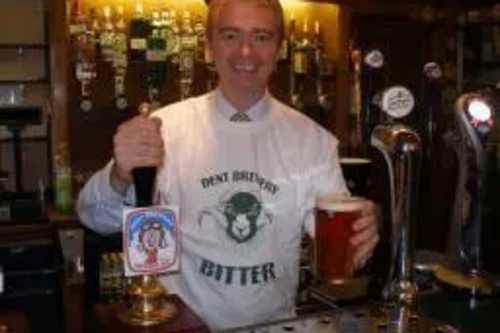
left=77, top=90, right=348, bottom=330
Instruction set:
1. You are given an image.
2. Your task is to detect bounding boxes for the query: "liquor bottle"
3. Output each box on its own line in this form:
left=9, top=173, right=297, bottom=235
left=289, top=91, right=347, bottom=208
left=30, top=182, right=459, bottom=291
left=75, top=61, right=96, bottom=112
left=71, top=1, right=97, bottom=112
left=151, top=10, right=161, bottom=29
left=99, top=253, right=111, bottom=303
left=169, top=10, right=181, bottom=64
left=146, top=12, right=167, bottom=62
left=88, top=8, right=101, bottom=59
left=53, top=142, right=73, bottom=215
left=311, top=22, right=333, bottom=127
left=278, top=14, right=290, bottom=62
left=160, top=10, right=174, bottom=59
left=100, top=6, right=115, bottom=63
left=69, top=0, right=87, bottom=43
left=301, top=41, right=330, bottom=129
left=291, top=17, right=310, bottom=110
left=311, top=21, right=325, bottom=76
left=193, top=15, right=208, bottom=64
left=129, top=2, right=151, bottom=62
left=179, top=11, right=197, bottom=99
left=113, top=5, right=128, bottom=110
left=294, top=17, right=310, bottom=78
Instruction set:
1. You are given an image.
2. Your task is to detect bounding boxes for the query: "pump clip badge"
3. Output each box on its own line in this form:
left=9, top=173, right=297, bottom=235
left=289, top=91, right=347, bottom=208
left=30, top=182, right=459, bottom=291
left=123, top=206, right=180, bottom=277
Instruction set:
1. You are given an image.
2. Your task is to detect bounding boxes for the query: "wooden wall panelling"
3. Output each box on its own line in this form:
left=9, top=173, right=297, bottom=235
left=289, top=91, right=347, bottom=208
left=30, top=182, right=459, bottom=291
left=0, top=0, right=52, bottom=192
left=334, top=5, right=352, bottom=153
left=49, top=0, right=70, bottom=184
left=349, top=12, right=434, bottom=127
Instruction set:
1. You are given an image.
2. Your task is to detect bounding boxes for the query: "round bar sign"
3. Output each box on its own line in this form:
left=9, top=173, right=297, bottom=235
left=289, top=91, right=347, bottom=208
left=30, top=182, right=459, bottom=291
left=380, top=86, right=414, bottom=118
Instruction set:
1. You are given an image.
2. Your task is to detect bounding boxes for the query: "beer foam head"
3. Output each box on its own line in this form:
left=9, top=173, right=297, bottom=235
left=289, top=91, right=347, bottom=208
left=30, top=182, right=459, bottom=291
left=316, top=196, right=364, bottom=212
left=340, top=157, right=372, bottom=165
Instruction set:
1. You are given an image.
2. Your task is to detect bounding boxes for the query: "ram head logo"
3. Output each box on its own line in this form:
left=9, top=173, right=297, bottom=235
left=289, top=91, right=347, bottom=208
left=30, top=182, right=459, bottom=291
left=199, top=191, right=272, bottom=243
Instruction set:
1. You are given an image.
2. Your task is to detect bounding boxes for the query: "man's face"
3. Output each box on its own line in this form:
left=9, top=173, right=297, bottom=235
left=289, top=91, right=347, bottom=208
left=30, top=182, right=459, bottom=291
left=208, top=1, right=280, bottom=99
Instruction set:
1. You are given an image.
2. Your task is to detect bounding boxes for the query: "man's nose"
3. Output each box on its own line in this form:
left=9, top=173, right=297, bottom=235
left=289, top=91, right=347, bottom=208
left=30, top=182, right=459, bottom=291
left=239, top=39, right=253, bottom=57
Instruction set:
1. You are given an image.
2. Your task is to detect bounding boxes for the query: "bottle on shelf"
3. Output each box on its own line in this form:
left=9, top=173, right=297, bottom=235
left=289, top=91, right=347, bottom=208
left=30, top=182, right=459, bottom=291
left=53, top=142, right=73, bottom=215
left=169, top=10, right=181, bottom=64
left=146, top=11, right=167, bottom=62
left=69, top=0, right=87, bottom=44
left=302, top=43, right=330, bottom=128
left=291, top=17, right=311, bottom=111
left=129, top=2, right=151, bottom=62
left=70, top=1, right=97, bottom=112
left=100, top=6, right=115, bottom=63
left=287, top=13, right=297, bottom=64
left=88, top=8, right=101, bottom=59
left=160, top=10, right=174, bottom=60
left=311, top=20, right=328, bottom=77
left=113, top=5, right=129, bottom=111
left=193, top=15, right=208, bottom=64
left=179, top=11, right=197, bottom=99
left=294, top=17, right=311, bottom=77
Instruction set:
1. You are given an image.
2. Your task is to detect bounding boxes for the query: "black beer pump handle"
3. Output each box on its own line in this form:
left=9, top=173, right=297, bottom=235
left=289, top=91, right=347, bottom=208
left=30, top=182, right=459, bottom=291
left=132, top=166, right=157, bottom=208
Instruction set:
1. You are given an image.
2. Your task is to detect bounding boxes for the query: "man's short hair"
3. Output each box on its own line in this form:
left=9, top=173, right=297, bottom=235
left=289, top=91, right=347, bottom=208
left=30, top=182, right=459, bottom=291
left=206, top=0, right=285, bottom=44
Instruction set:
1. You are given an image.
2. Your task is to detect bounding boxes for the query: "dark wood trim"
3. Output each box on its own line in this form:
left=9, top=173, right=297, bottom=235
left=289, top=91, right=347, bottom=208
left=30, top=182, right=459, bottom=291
left=49, top=0, right=70, bottom=176
left=335, top=5, right=352, bottom=153
left=0, top=43, right=46, bottom=49
left=0, top=78, right=48, bottom=84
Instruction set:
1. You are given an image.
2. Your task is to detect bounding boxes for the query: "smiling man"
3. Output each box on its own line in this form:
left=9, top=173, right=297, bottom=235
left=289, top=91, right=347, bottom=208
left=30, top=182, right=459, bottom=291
left=77, top=0, right=379, bottom=330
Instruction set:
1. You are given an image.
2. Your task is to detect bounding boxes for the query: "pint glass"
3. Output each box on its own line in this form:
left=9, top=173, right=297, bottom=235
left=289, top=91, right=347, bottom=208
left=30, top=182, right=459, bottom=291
left=340, top=157, right=372, bottom=197
left=315, top=196, right=365, bottom=282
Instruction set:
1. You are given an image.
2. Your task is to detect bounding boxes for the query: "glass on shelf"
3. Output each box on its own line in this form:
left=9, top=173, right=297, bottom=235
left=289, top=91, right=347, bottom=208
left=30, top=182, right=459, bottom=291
left=0, top=84, right=25, bottom=105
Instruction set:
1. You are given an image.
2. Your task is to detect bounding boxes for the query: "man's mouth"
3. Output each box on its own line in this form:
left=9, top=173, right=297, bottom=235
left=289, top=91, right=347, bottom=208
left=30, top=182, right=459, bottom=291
left=233, top=63, right=257, bottom=72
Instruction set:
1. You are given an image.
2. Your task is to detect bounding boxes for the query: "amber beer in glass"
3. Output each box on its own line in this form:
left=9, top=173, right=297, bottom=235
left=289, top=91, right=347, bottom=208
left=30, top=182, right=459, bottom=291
left=315, top=196, right=364, bottom=282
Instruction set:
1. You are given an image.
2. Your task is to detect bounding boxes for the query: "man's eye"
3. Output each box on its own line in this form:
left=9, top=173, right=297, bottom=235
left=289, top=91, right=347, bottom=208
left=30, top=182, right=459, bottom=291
left=221, top=32, right=239, bottom=42
left=253, top=34, right=272, bottom=44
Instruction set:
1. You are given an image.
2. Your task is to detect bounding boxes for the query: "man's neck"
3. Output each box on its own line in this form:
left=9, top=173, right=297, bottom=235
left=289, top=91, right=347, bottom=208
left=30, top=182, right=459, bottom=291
left=218, top=84, right=266, bottom=112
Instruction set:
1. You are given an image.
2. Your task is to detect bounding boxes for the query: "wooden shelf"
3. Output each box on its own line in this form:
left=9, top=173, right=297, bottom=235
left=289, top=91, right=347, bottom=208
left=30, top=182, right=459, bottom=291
left=0, top=78, right=48, bottom=84
left=0, top=136, right=49, bottom=143
left=0, top=43, right=46, bottom=50
left=458, top=21, right=500, bottom=29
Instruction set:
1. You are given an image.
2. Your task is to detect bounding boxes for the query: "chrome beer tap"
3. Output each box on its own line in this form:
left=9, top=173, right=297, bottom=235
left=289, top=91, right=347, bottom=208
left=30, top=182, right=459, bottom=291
left=440, top=90, right=499, bottom=295
left=371, top=124, right=422, bottom=306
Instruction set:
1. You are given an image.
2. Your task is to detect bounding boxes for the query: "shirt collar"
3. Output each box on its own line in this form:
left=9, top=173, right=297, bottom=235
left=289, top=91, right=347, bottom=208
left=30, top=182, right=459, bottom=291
left=214, top=88, right=269, bottom=121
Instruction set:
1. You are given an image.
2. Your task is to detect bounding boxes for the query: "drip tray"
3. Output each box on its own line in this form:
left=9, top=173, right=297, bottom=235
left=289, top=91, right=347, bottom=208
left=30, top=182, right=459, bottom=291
left=222, top=305, right=462, bottom=333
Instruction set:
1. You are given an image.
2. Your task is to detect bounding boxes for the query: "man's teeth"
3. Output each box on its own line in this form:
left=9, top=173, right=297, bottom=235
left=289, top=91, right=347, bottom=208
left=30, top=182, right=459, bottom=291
left=234, top=64, right=256, bottom=71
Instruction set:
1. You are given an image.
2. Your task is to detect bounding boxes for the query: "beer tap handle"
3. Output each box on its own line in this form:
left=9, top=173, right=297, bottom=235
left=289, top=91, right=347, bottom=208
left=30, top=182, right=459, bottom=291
left=133, top=167, right=156, bottom=208
left=362, top=49, right=384, bottom=149
left=133, top=102, right=157, bottom=208
left=421, top=62, right=443, bottom=162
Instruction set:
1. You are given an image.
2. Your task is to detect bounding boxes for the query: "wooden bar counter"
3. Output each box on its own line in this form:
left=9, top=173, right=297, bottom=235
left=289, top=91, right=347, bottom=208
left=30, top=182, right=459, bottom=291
left=94, top=295, right=210, bottom=333
left=0, top=312, right=29, bottom=333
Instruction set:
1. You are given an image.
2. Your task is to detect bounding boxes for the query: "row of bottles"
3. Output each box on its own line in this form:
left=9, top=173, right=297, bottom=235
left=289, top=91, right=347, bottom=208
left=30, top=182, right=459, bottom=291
left=99, top=252, right=127, bottom=303
left=70, top=1, right=208, bottom=65
left=285, top=15, right=333, bottom=78
left=285, top=15, right=335, bottom=128
left=67, top=0, right=337, bottom=131
left=69, top=0, right=209, bottom=111
left=458, top=5, right=500, bottom=25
